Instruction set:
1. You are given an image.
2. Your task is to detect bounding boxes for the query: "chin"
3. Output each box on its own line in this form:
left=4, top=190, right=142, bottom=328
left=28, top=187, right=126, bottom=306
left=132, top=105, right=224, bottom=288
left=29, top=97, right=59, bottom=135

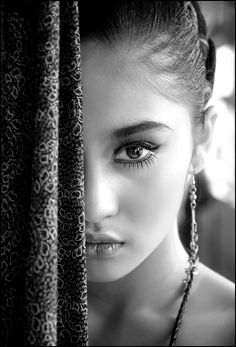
left=88, top=274, right=122, bottom=283
left=86, top=258, right=136, bottom=283
left=87, top=267, right=129, bottom=283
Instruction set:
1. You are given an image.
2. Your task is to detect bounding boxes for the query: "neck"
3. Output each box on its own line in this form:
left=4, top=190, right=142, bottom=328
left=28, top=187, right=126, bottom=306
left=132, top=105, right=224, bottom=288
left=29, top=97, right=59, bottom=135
left=88, top=223, right=189, bottom=313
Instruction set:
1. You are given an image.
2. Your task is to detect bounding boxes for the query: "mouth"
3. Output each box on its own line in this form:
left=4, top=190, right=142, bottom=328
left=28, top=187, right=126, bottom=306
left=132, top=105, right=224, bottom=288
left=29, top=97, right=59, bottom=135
left=86, top=242, right=124, bottom=257
left=85, top=234, right=125, bottom=258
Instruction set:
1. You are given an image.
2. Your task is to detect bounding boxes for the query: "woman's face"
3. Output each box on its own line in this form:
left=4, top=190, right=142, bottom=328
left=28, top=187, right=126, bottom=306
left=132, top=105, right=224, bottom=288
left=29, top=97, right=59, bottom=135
left=82, top=44, right=194, bottom=282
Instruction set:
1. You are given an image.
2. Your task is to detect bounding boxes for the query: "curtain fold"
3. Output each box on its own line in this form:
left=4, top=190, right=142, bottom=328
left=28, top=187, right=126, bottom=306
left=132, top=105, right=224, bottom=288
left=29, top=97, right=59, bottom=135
left=1, top=1, right=88, bottom=346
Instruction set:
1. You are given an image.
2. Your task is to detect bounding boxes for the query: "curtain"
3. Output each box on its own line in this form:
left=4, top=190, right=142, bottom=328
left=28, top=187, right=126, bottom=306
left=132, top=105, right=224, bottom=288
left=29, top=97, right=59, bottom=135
left=1, top=1, right=88, bottom=345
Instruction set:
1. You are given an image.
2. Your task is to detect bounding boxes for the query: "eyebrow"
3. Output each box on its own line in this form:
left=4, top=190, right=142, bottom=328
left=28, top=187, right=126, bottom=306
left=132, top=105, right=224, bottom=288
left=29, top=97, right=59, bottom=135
left=112, top=121, right=172, bottom=139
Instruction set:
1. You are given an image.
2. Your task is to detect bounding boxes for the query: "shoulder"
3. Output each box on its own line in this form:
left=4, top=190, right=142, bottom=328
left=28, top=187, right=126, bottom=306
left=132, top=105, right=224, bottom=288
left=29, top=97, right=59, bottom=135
left=197, top=263, right=235, bottom=308
left=178, top=263, right=235, bottom=346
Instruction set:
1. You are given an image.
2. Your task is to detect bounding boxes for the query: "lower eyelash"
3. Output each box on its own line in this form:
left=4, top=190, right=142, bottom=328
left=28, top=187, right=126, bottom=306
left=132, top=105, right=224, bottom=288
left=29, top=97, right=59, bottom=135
left=120, top=153, right=157, bottom=169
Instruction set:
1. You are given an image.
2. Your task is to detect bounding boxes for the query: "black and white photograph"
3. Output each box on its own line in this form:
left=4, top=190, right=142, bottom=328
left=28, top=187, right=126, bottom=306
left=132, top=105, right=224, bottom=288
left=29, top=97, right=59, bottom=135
left=1, top=1, right=235, bottom=346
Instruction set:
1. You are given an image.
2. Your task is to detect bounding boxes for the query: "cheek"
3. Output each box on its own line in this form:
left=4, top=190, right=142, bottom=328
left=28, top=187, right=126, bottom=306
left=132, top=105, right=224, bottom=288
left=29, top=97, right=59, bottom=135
left=122, top=171, right=186, bottom=231
left=120, top=139, right=192, bottom=236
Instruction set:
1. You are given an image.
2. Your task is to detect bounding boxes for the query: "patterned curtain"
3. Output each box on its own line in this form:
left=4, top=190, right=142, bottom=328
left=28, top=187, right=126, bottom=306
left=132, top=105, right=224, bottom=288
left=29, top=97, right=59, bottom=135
left=1, top=1, right=88, bottom=345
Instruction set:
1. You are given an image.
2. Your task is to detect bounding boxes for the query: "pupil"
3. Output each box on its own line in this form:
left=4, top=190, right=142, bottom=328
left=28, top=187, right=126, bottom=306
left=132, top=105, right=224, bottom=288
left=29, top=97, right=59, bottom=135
left=127, top=146, right=143, bottom=159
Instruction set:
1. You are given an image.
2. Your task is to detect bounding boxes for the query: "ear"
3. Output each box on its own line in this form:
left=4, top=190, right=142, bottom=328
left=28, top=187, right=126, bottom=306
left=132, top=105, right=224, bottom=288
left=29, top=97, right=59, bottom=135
left=191, top=105, right=218, bottom=174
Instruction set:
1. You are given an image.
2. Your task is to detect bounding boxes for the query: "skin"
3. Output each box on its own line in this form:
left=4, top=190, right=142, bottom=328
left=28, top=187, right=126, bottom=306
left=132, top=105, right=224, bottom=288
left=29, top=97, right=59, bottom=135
left=81, top=43, right=235, bottom=346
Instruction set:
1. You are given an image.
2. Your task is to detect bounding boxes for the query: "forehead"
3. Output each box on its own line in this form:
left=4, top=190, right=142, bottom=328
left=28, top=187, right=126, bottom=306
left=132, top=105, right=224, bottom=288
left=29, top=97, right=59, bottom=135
left=81, top=43, right=191, bottom=136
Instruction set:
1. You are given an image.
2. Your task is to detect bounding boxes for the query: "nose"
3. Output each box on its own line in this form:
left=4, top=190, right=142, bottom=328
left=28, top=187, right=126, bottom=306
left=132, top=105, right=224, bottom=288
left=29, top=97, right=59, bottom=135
left=84, top=161, right=119, bottom=224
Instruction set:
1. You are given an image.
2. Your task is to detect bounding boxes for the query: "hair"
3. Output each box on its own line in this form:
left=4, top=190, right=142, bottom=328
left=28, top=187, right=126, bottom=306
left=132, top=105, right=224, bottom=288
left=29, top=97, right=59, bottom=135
left=79, top=1, right=216, bottom=130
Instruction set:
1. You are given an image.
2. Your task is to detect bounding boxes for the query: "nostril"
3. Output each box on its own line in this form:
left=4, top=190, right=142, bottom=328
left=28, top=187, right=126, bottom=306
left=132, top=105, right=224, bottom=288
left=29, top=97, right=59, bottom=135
left=84, top=163, right=119, bottom=223
left=85, top=221, right=102, bottom=232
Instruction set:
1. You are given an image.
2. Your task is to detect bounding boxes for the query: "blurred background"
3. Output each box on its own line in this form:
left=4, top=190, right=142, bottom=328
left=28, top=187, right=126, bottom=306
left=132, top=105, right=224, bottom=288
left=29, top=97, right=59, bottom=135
left=200, top=1, right=235, bottom=208
left=179, top=1, right=235, bottom=282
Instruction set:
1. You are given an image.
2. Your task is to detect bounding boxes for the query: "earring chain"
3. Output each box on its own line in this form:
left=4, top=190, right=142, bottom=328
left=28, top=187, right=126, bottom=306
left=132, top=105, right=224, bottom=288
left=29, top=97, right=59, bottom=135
left=184, top=174, right=199, bottom=287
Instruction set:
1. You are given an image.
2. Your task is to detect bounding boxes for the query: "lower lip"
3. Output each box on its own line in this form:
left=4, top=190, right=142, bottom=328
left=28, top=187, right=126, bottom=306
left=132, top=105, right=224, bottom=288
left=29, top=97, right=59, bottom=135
left=86, top=242, right=124, bottom=258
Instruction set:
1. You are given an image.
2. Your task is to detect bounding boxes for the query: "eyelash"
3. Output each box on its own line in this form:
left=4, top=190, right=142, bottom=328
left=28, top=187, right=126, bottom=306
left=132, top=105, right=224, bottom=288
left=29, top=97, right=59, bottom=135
left=113, top=141, right=160, bottom=169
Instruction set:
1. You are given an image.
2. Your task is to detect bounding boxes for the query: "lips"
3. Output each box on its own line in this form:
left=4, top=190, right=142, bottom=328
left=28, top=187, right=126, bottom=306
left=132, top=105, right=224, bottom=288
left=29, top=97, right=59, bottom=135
left=85, top=233, right=124, bottom=257
left=86, top=233, right=123, bottom=244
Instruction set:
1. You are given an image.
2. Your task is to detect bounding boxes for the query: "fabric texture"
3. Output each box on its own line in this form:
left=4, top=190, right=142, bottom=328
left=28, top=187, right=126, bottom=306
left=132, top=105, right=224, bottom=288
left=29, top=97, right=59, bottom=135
left=1, top=1, right=88, bottom=345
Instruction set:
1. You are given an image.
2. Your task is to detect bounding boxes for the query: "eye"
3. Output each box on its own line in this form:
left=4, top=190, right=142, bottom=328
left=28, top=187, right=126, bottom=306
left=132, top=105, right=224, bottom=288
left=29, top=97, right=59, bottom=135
left=113, top=141, right=159, bottom=169
left=116, top=144, right=149, bottom=161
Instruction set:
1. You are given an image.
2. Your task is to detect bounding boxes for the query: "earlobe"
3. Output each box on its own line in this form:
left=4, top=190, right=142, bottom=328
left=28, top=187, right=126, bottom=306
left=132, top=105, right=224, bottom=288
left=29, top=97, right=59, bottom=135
left=201, top=105, right=217, bottom=149
left=191, top=106, right=218, bottom=174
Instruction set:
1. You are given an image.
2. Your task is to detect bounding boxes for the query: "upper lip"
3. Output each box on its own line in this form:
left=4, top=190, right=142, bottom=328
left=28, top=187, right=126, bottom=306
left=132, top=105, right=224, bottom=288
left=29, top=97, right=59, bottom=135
left=86, top=233, right=124, bottom=244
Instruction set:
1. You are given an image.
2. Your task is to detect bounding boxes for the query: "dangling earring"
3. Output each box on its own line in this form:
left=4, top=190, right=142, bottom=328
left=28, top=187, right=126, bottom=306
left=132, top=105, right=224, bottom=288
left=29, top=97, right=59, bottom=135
left=169, top=173, right=199, bottom=345
left=184, top=172, right=199, bottom=286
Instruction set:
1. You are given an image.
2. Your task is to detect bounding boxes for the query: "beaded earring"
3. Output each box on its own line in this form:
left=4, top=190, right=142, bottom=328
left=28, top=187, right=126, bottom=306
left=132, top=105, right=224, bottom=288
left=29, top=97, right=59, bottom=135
left=169, top=173, right=200, bottom=345
left=184, top=173, right=199, bottom=285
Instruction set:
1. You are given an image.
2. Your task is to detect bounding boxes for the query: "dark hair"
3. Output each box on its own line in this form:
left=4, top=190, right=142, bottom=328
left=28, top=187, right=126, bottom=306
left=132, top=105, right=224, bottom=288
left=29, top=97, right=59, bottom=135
left=79, top=1, right=216, bottom=128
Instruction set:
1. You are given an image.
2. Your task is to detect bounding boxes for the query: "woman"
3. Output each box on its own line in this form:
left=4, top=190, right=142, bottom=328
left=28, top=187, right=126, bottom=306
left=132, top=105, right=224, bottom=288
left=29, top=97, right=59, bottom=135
left=79, top=1, right=235, bottom=346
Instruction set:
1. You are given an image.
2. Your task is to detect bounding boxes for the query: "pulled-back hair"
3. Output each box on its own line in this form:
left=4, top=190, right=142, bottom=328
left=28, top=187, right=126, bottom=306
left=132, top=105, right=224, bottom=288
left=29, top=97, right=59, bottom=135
left=79, top=1, right=216, bottom=127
